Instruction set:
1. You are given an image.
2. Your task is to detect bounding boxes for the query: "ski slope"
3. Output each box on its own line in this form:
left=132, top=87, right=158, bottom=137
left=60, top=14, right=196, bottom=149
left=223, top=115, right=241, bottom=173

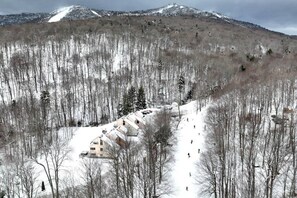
left=48, top=6, right=74, bottom=22
left=169, top=101, right=209, bottom=198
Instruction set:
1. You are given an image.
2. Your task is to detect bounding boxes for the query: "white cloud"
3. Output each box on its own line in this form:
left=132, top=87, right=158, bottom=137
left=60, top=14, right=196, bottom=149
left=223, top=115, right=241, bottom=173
left=267, top=26, right=297, bottom=36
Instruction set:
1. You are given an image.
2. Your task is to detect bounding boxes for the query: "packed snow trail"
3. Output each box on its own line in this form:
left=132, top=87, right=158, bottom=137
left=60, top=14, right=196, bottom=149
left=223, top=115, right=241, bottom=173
left=170, top=102, right=208, bottom=198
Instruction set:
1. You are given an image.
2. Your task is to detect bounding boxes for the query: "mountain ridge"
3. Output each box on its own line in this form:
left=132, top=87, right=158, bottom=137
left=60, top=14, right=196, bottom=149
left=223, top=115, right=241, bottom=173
left=0, top=3, right=266, bottom=33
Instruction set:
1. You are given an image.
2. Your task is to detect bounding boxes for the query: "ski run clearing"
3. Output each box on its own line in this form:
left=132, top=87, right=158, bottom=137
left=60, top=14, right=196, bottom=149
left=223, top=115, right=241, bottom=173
left=48, top=6, right=74, bottom=23
left=169, top=102, right=208, bottom=198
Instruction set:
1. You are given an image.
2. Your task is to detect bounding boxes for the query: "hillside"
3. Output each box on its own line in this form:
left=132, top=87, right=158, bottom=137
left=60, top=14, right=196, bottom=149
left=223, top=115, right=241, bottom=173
left=0, top=6, right=296, bottom=198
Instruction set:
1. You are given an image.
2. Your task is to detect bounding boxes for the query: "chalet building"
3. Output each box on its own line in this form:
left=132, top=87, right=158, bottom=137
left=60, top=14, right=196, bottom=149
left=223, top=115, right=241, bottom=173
left=89, top=128, right=129, bottom=158
left=89, top=135, right=114, bottom=158
left=116, top=117, right=141, bottom=136
left=88, top=112, right=147, bottom=158
left=115, top=112, right=146, bottom=136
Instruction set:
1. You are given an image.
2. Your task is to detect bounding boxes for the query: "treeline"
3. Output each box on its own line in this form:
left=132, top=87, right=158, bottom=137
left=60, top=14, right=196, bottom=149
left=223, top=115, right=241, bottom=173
left=198, top=79, right=297, bottom=197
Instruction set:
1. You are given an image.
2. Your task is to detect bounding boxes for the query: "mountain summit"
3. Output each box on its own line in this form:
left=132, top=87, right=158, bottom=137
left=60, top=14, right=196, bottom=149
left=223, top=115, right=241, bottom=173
left=145, top=3, right=202, bottom=15
left=48, top=5, right=100, bottom=22
left=142, top=3, right=228, bottom=19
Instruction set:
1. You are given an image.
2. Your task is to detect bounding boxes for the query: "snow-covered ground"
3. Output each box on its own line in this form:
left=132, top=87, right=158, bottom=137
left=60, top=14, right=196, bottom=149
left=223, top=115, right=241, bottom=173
left=34, top=122, right=116, bottom=184
left=169, top=101, right=208, bottom=198
left=61, top=124, right=115, bottom=172
left=34, top=102, right=209, bottom=197
left=48, top=6, right=74, bottom=22
left=33, top=109, right=157, bottom=195
left=1, top=101, right=209, bottom=197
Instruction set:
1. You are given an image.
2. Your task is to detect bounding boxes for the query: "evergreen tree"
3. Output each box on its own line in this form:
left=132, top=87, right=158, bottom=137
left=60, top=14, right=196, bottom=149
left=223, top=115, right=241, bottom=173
left=178, top=75, right=185, bottom=93
left=40, top=90, right=50, bottom=106
left=121, top=86, right=138, bottom=116
left=185, top=89, right=193, bottom=102
left=40, top=90, right=50, bottom=120
left=127, top=86, right=136, bottom=112
left=122, top=93, right=130, bottom=116
left=178, top=75, right=185, bottom=118
left=136, top=86, right=147, bottom=111
left=117, top=103, right=124, bottom=118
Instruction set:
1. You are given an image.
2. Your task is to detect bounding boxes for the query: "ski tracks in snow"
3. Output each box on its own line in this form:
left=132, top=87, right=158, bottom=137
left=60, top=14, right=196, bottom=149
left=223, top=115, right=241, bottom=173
left=169, top=104, right=208, bottom=198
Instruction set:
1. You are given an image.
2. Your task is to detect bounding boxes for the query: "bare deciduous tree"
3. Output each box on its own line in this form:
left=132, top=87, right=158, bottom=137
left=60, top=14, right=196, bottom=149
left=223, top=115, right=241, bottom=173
left=33, top=136, right=71, bottom=198
left=80, top=158, right=107, bottom=198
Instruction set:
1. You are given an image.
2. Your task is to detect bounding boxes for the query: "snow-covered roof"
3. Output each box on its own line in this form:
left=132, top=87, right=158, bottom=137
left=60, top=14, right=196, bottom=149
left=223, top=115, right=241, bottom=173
left=114, top=129, right=126, bottom=140
left=117, top=125, right=128, bottom=134
left=106, top=128, right=126, bottom=141
left=126, top=113, right=146, bottom=124
left=123, top=118, right=140, bottom=130
left=90, top=134, right=114, bottom=147
left=135, top=111, right=144, bottom=118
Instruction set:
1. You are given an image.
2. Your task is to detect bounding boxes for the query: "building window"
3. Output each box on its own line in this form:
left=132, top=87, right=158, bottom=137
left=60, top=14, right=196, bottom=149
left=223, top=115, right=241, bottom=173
left=100, top=140, right=103, bottom=145
left=100, top=148, right=103, bottom=151
left=90, top=147, right=95, bottom=150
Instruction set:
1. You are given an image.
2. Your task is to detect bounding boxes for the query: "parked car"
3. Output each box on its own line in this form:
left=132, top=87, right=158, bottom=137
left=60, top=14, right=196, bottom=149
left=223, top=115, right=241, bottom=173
left=79, top=151, right=88, bottom=158
left=141, top=110, right=152, bottom=115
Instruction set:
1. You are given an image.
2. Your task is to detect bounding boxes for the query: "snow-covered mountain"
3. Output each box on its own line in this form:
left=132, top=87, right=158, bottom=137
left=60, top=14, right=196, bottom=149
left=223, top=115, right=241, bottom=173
left=47, top=5, right=100, bottom=22
left=0, top=3, right=262, bottom=30
left=139, top=3, right=228, bottom=19
left=142, top=3, right=204, bottom=16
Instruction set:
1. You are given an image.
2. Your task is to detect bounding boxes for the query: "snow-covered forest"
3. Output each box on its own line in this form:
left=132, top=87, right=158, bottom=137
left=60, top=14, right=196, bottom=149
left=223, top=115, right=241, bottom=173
left=199, top=81, right=297, bottom=197
left=0, top=15, right=297, bottom=197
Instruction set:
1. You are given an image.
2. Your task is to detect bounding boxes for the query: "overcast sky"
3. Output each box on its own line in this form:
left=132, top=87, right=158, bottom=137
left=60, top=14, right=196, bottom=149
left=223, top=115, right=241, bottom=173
left=1, top=0, right=296, bottom=35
